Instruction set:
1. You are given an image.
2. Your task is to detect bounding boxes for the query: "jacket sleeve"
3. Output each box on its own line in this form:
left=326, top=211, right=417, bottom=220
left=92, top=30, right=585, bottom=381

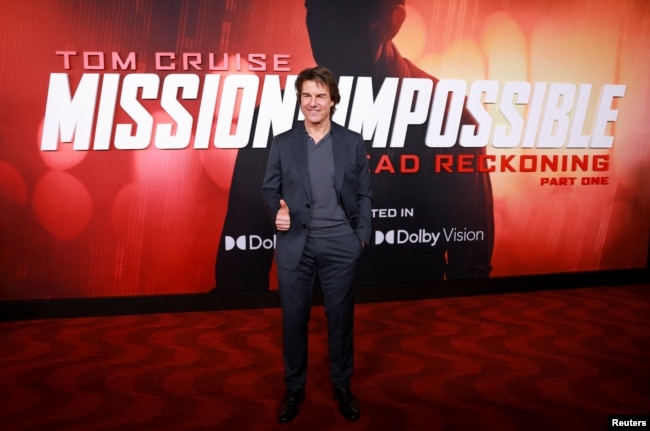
left=261, top=136, right=283, bottom=227
left=354, top=134, right=373, bottom=245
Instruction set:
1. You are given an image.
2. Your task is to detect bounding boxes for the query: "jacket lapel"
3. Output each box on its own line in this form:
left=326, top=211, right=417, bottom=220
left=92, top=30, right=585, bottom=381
left=331, top=125, right=346, bottom=194
left=291, top=125, right=312, bottom=200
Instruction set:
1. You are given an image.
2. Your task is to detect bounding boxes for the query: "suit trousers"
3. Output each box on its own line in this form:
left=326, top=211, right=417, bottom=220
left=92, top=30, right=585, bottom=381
left=277, top=232, right=362, bottom=392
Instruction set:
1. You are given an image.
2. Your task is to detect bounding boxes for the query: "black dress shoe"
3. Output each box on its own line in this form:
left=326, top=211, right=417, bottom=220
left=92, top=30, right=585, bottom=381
left=277, top=389, right=305, bottom=424
left=333, top=387, right=360, bottom=421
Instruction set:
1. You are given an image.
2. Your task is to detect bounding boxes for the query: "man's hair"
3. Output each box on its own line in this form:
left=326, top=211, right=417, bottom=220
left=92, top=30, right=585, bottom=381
left=295, top=66, right=341, bottom=116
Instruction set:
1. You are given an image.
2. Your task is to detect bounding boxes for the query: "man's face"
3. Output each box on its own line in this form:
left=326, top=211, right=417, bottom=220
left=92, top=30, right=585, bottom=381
left=299, top=80, right=334, bottom=127
left=305, top=0, right=385, bottom=76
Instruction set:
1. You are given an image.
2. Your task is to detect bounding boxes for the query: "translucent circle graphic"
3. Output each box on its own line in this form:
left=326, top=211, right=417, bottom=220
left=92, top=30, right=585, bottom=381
left=38, top=118, right=88, bottom=170
left=394, top=5, right=428, bottom=62
left=33, top=171, right=93, bottom=240
left=0, top=160, right=28, bottom=205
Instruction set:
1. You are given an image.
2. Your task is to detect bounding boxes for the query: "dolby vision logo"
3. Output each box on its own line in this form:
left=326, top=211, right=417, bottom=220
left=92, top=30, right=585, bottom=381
left=374, top=229, right=439, bottom=246
left=224, top=235, right=248, bottom=251
left=374, top=230, right=396, bottom=245
left=224, top=235, right=276, bottom=251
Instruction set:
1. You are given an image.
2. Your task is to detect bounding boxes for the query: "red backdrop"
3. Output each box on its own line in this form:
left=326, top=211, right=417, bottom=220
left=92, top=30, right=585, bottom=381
left=1, top=0, right=648, bottom=299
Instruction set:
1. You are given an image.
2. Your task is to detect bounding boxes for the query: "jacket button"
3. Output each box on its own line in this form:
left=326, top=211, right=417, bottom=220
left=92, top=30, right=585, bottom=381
left=306, top=203, right=311, bottom=208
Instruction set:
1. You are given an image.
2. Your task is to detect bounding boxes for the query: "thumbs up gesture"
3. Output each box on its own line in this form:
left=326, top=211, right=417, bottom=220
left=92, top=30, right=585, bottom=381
left=275, top=199, right=291, bottom=231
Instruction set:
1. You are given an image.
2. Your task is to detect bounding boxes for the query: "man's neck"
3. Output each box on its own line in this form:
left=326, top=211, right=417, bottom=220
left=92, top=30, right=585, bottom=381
left=305, top=119, right=331, bottom=143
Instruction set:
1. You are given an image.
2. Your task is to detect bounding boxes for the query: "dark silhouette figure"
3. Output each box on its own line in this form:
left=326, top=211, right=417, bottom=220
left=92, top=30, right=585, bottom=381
left=214, top=0, right=494, bottom=291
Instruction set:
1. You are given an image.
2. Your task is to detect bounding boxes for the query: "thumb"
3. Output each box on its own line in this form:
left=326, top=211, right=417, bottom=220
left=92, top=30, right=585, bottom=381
left=279, top=199, right=289, bottom=214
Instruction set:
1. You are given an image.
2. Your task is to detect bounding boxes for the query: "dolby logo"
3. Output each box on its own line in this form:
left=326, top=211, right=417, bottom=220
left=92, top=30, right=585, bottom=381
left=374, top=229, right=440, bottom=246
left=224, top=235, right=276, bottom=251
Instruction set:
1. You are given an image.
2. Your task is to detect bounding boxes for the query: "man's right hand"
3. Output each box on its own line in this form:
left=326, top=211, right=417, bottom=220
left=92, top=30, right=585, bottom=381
left=275, top=199, right=290, bottom=231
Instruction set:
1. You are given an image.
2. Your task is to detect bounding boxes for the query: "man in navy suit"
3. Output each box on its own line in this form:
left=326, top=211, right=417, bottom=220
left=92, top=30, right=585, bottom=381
left=262, top=66, right=372, bottom=424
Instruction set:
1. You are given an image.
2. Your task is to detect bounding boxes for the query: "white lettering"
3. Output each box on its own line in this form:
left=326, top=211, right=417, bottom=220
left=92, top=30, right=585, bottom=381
left=252, top=75, right=297, bottom=148
left=214, top=74, right=259, bottom=148
left=493, top=81, right=528, bottom=148
left=591, top=84, right=626, bottom=148
left=115, top=73, right=158, bottom=149
left=390, top=78, right=433, bottom=148
left=41, top=73, right=99, bottom=151
left=347, top=77, right=398, bottom=147
left=460, top=80, right=498, bottom=147
left=41, top=74, right=625, bottom=152
left=425, top=79, right=466, bottom=148
left=156, top=74, right=199, bottom=149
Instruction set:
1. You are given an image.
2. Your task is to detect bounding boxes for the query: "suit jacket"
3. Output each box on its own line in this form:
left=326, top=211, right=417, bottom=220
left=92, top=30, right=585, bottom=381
left=262, top=121, right=372, bottom=271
